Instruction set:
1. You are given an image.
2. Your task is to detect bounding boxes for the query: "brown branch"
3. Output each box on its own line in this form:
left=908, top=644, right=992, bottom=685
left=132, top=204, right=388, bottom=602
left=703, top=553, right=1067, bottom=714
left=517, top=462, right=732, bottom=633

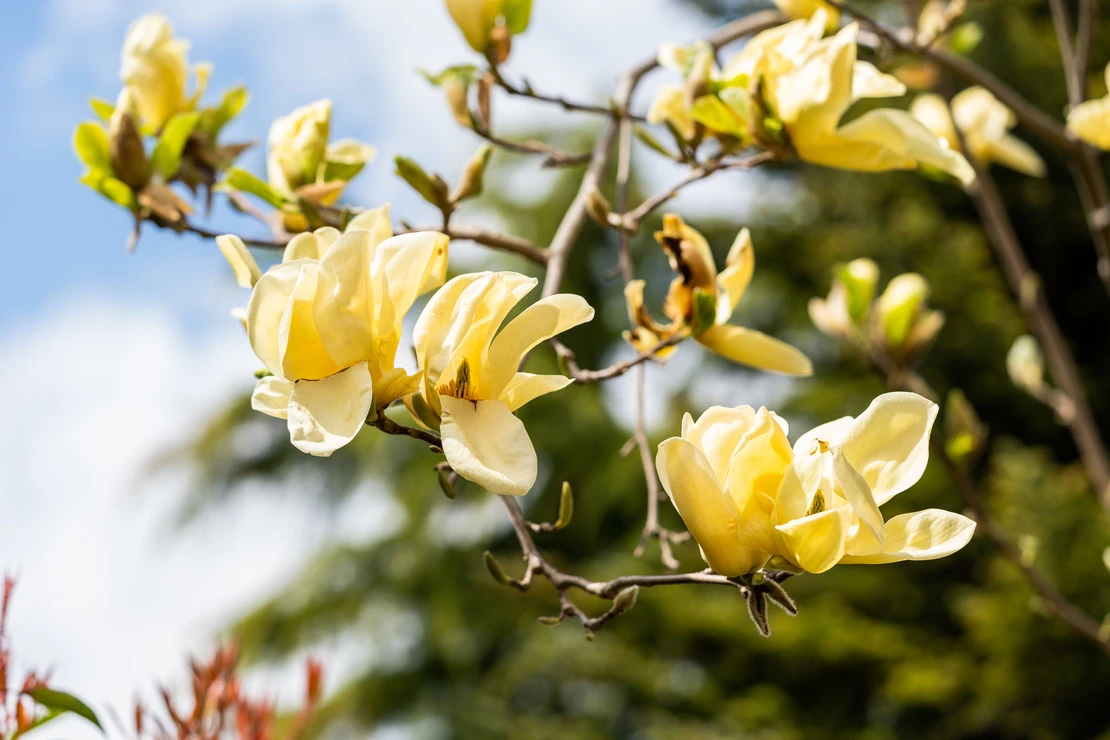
left=402, top=223, right=548, bottom=264
left=178, top=219, right=288, bottom=248
left=487, top=66, right=648, bottom=122
left=1048, top=0, right=1083, bottom=105
left=559, top=332, right=687, bottom=384
left=958, top=139, right=1110, bottom=514
left=472, top=127, right=592, bottom=167
left=367, top=414, right=443, bottom=448
left=619, top=152, right=775, bottom=233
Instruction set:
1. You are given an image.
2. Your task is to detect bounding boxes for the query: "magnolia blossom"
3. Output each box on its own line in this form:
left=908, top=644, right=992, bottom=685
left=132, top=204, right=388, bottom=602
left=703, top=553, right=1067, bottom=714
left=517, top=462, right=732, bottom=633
left=1066, top=62, right=1110, bottom=150
left=120, top=13, right=209, bottom=132
left=217, top=206, right=448, bottom=456
left=412, top=271, right=594, bottom=496
left=772, top=0, right=840, bottom=31
left=267, top=100, right=376, bottom=201
left=657, top=392, right=976, bottom=576
left=911, top=88, right=1046, bottom=177
left=722, top=11, right=974, bottom=184
left=624, top=214, right=812, bottom=376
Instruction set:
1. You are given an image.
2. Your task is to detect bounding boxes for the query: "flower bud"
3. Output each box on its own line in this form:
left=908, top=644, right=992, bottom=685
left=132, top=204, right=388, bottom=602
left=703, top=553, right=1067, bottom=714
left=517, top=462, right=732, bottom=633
left=585, top=186, right=612, bottom=227
left=109, top=89, right=149, bottom=190
left=944, top=389, right=987, bottom=465
left=877, top=273, right=929, bottom=347
left=267, top=100, right=332, bottom=196
left=119, top=13, right=190, bottom=131
left=444, top=78, right=473, bottom=128
left=835, top=258, right=879, bottom=324
left=1006, top=334, right=1044, bottom=393
left=451, top=144, right=493, bottom=203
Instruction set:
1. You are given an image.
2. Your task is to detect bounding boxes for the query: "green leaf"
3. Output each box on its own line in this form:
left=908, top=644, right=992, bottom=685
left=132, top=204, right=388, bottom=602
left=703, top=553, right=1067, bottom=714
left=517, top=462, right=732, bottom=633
left=394, top=155, right=449, bottom=209
left=323, top=140, right=376, bottom=183
left=73, top=122, right=112, bottom=174
left=151, top=111, right=201, bottom=180
left=948, top=22, right=984, bottom=56
left=201, top=85, right=250, bottom=137
left=690, top=95, right=747, bottom=139
left=421, top=64, right=480, bottom=88
left=89, top=97, right=115, bottom=123
left=79, top=171, right=136, bottom=209
left=633, top=125, right=679, bottom=160
left=222, top=167, right=288, bottom=208
left=555, top=481, right=574, bottom=530
left=690, top=287, right=719, bottom=337
left=27, top=688, right=103, bottom=732
left=502, top=0, right=532, bottom=34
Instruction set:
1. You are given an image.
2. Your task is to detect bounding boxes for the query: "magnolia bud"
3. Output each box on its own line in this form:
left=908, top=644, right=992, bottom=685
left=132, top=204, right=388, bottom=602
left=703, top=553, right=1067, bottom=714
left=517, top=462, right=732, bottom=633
left=489, top=24, right=512, bottom=65
left=836, top=258, right=879, bottom=324
left=443, top=78, right=472, bottom=128
left=109, top=90, right=149, bottom=190
left=877, top=273, right=929, bottom=347
left=944, top=389, right=987, bottom=465
left=585, top=186, right=612, bottom=227
left=1006, top=335, right=1044, bottom=393
left=267, top=99, right=332, bottom=195
left=451, top=144, right=493, bottom=203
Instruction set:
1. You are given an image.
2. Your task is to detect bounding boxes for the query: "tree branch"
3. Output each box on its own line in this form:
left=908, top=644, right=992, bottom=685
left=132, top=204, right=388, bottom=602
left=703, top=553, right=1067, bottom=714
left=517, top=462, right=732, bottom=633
left=402, top=223, right=548, bottom=264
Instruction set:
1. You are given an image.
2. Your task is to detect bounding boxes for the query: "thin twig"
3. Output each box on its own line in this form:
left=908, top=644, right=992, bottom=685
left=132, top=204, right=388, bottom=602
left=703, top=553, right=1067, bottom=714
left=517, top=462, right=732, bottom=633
left=487, top=66, right=648, bottom=122
left=1048, top=0, right=1083, bottom=104
left=560, top=333, right=686, bottom=384
left=473, top=127, right=592, bottom=167
left=367, top=414, right=443, bottom=448
left=402, top=223, right=548, bottom=264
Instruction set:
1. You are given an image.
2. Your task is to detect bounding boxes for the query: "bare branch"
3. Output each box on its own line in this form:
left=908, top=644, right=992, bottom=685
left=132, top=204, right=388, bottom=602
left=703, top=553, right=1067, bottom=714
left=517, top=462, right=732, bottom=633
left=472, top=127, right=592, bottom=167
left=402, top=223, right=548, bottom=264
left=559, top=333, right=687, bottom=384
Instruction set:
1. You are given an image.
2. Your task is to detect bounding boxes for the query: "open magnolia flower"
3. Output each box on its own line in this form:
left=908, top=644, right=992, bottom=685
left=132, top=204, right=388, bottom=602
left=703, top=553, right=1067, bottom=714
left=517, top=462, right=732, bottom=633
left=120, top=12, right=209, bottom=132
left=772, top=0, right=840, bottom=31
left=721, top=11, right=974, bottom=184
left=1066, top=62, right=1110, bottom=150
left=911, top=88, right=1046, bottom=177
left=657, top=392, right=976, bottom=576
left=623, top=214, right=812, bottom=376
left=411, top=271, right=594, bottom=496
left=217, top=205, right=448, bottom=456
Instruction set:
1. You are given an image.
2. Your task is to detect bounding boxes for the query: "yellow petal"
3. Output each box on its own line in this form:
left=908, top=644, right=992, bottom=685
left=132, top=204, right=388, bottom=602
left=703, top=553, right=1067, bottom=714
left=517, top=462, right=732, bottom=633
left=251, top=375, right=293, bottom=420
left=314, top=229, right=376, bottom=368
left=774, top=504, right=854, bottom=573
left=278, top=264, right=344, bottom=381
left=839, top=509, right=976, bottom=564
left=286, top=362, right=374, bottom=456
left=697, top=323, right=813, bottom=376
left=796, top=108, right=976, bottom=185
left=832, top=448, right=885, bottom=555
left=773, top=0, right=839, bottom=30
left=657, top=438, right=763, bottom=576
left=282, top=232, right=325, bottom=263
left=440, top=395, right=537, bottom=495
left=247, top=261, right=303, bottom=377
left=373, top=232, right=451, bottom=356
left=725, top=407, right=793, bottom=510
left=682, top=405, right=757, bottom=483
left=647, top=85, right=697, bottom=141
left=839, top=392, right=937, bottom=505
left=445, top=0, right=502, bottom=52
left=374, top=367, right=423, bottom=409
left=910, top=93, right=958, bottom=150
left=215, top=234, right=261, bottom=288
left=852, top=61, right=906, bottom=101
left=500, top=372, right=574, bottom=412
left=1067, top=97, right=1110, bottom=150
left=985, top=135, right=1046, bottom=177
left=483, top=293, right=594, bottom=399
left=346, top=204, right=394, bottom=251
left=230, top=306, right=248, bottom=332
left=777, top=23, right=857, bottom=140
left=716, top=228, right=754, bottom=323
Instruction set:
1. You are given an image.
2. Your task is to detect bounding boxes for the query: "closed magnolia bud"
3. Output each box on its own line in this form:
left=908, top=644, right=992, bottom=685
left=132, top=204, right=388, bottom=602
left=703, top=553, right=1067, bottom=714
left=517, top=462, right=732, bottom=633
left=612, top=585, right=639, bottom=613
left=1007, top=334, right=1044, bottom=392
left=836, top=258, right=879, bottom=324
left=267, top=99, right=332, bottom=196
left=877, top=272, right=929, bottom=347
left=585, top=186, right=612, bottom=227
left=944, top=388, right=987, bottom=465
left=451, top=144, right=493, bottom=203
left=120, top=13, right=190, bottom=131
left=109, top=89, right=149, bottom=190
left=443, top=78, right=472, bottom=128
left=489, top=24, right=512, bottom=65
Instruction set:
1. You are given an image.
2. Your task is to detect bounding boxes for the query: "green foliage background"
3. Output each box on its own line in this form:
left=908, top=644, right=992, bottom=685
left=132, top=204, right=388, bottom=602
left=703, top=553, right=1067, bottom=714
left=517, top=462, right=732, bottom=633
left=171, top=1, right=1110, bottom=737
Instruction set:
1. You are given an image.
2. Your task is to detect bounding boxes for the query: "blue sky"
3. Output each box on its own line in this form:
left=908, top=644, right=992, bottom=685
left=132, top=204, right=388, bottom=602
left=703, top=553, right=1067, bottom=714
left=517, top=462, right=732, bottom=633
left=0, top=2, right=790, bottom=735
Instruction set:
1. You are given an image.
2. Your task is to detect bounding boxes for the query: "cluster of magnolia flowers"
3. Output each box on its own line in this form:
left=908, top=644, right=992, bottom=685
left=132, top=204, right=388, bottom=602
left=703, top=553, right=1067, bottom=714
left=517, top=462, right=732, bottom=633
left=79, top=0, right=1110, bottom=587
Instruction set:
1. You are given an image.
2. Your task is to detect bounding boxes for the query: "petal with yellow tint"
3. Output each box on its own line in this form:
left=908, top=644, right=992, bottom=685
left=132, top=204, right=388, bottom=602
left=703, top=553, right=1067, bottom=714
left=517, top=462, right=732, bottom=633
left=251, top=375, right=293, bottom=420
left=278, top=265, right=345, bottom=381
left=286, top=362, right=374, bottom=457
left=216, top=234, right=261, bottom=288
left=440, top=396, right=538, bottom=496
left=775, top=504, right=854, bottom=573
left=500, top=373, right=573, bottom=412
left=373, top=367, right=423, bottom=409
left=282, top=232, right=325, bottom=263
left=482, top=294, right=594, bottom=399
left=852, top=61, right=906, bottom=101
left=725, top=407, right=793, bottom=510
left=657, top=438, right=763, bottom=576
left=985, top=135, right=1046, bottom=177
left=839, top=392, right=937, bottom=505
left=1067, top=96, right=1110, bottom=151
left=374, top=232, right=451, bottom=351
left=715, top=228, right=753, bottom=323
left=839, top=509, right=976, bottom=564
left=682, top=405, right=757, bottom=483
left=314, top=229, right=376, bottom=368
left=247, top=261, right=303, bottom=377
left=832, top=448, right=885, bottom=555
left=697, top=323, right=813, bottom=376
left=347, top=203, right=394, bottom=250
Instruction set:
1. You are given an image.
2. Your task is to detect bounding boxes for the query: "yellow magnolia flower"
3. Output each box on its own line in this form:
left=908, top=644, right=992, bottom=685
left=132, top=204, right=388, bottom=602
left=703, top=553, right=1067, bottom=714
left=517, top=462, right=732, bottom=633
left=657, top=393, right=976, bottom=576
left=647, top=42, right=717, bottom=142
left=911, top=88, right=1046, bottom=177
left=623, top=214, right=812, bottom=376
left=217, top=205, right=448, bottom=457
left=1067, top=62, right=1110, bottom=150
left=119, top=13, right=209, bottom=132
left=267, top=100, right=376, bottom=205
left=445, top=0, right=532, bottom=58
left=413, top=271, right=594, bottom=496
left=722, top=11, right=974, bottom=184
left=772, top=0, right=840, bottom=31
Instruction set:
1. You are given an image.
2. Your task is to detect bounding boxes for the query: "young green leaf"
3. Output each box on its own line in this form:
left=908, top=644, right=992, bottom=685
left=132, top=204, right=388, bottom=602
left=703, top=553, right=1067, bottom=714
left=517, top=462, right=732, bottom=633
left=79, top=171, right=136, bottom=209
left=73, top=122, right=112, bottom=174
left=394, top=155, right=449, bottom=209
left=89, top=97, right=115, bottom=123
left=27, top=687, right=103, bottom=732
left=151, top=111, right=201, bottom=180
left=503, top=0, right=533, bottom=34
left=222, top=167, right=288, bottom=208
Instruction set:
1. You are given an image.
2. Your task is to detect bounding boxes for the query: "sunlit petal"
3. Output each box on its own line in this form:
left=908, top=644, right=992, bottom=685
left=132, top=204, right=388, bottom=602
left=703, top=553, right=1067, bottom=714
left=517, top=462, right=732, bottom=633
left=440, top=396, right=538, bottom=496
left=286, top=362, right=374, bottom=457
left=697, top=323, right=813, bottom=375
left=840, top=509, right=976, bottom=564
